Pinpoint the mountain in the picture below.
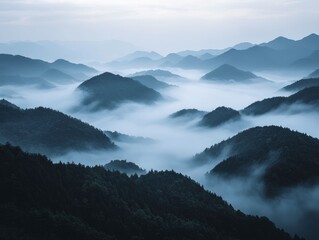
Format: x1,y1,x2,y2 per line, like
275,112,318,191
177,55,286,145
131,75,172,90
169,109,207,120
0,54,98,81
0,143,300,240
242,87,319,115
177,48,229,57
201,64,263,83
41,68,76,84
232,42,255,50
129,69,183,81
199,53,215,60
308,69,319,78
0,74,54,88
104,160,146,175
77,72,162,111
282,78,319,92
115,51,163,62
194,126,319,198
175,55,203,69
260,36,296,50
199,107,241,127
104,130,154,144
0,100,115,155
292,50,319,69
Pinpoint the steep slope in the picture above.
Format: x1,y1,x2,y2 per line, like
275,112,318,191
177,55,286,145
201,64,261,83
194,126,319,197
242,87,319,115
41,68,76,84
199,107,241,127
77,72,162,111
131,75,171,90
169,109,207,120
308,69,319,78
0,143,299,240
0,100,115,155
282,78,319,92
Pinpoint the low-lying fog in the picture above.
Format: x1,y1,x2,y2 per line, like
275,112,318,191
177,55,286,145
1,68,318,240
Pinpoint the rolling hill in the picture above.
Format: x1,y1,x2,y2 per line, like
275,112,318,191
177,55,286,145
77,72,162,111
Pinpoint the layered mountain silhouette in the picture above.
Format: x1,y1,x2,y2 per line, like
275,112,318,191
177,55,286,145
201,64,266,83
104,130,154,144
291,50,319,70
131,75,172,91
282,78,319,92
194,126,319,197
104,160,146,175
0,54,98,85
0,75,54,88
308,69,319,78
242,87,319,115
0,99,115,155
77,72,162,111
175,55,203,69
0,143,300,240
199,107,241,127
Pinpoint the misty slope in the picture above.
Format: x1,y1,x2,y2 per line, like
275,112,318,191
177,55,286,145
0,100,115,155
308,69,319,78
41,68,76,84
77,72,162,111
104,131,154,144
194,126,319,197
104,160,146,175
291,50,319,69
175,55,203,69
282,78,319,92
201,64,263,83
242,86,319,115
0,74,54,88
0,54,97,82
199,107,241,128
129,69,183,81
169,109,207,120
0,143,300,240
131,75,172,90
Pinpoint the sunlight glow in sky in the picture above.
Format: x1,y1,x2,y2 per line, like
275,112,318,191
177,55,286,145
0,0,319,53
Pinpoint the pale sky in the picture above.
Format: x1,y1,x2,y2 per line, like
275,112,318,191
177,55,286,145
0,0,319,53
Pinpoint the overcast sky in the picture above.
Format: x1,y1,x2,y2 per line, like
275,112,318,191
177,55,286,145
0,0,319,53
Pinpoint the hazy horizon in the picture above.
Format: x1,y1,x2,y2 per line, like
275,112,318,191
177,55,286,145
1,0,319,54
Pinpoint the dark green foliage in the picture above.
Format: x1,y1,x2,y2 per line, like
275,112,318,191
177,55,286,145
201,64,259,82
0,144,300,240
199,107,241,128
77,72,162,111
282,78,319,92
194,126,319,197
169,108,207,119
131,75,171,90
0,100,115,156
242,86,319,115
104,160,146,175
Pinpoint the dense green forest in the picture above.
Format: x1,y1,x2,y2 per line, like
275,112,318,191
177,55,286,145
0,144,301,240
194,126,319,197
0,100,115,155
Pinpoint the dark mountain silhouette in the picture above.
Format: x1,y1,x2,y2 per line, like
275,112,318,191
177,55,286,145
194,126,319,197
0,54,98,82
0,100,115,155
282,78,319,92
308,69,319,78
170,109,207,120
292,50,319,69
0,74,54,88
41,68,75,84
131,75,172,90
0,99,19,109
104,160,146,175
77,72,162,111
175,55,203,69
0,143,300,240
242,87,319,115
201,64,264,83
104,131,154,144
199,107,241,127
